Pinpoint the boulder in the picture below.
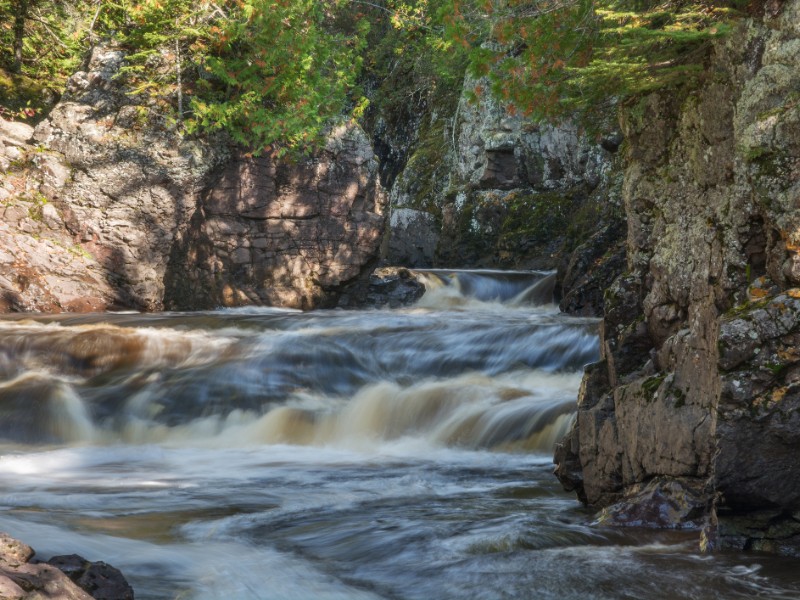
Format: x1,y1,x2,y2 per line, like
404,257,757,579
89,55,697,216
0,533,95,600
0,118,34,147
47,555,134,600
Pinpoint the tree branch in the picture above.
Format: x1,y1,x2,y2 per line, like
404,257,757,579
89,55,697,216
29,10,71,49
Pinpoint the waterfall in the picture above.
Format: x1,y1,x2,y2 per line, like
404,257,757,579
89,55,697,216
0,270,594,451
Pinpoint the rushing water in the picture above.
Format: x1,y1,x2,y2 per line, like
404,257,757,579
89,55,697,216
1,270,799,599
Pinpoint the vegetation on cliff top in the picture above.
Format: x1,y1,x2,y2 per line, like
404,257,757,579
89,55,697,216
450,0,738,120
0,0,750,153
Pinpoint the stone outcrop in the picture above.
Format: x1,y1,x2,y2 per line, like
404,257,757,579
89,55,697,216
337,266,426,308
0,533,132,600
166,124,386,309
0,47,386,312
383,75,625,288
554,0,800,552
0,116,120,312
29,48,225,311
47,555,133,600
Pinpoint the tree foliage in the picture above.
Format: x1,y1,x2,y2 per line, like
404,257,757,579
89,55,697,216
443,0,736,121
0,0,94,116
361,0,469,120
0,0,747,151
189,0,370,156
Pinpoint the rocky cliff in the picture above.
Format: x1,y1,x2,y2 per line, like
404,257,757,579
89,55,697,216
166,124,385,310
0,47,386,312
383,74,626,290
555,0,800,553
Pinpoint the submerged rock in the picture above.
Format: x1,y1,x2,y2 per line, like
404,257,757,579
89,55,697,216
338,266,426,308
595,478,711,529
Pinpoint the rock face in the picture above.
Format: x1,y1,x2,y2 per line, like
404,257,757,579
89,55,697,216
555,0,800,552
0,116,120,312
2,44,615,315
0,47,386,313
166,125,386,309
0,532,132,600
383,75,625,291
30,47,224,311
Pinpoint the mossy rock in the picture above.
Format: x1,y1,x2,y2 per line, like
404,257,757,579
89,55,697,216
0,68,58,122
396,119,450,217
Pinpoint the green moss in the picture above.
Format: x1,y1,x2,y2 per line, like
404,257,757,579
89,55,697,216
626,96,650,132
756,92,800,122
25,194,48,222
641,374,666,398
495,188,583,252
671,386,686,408
764,362,787,378
743,145,771,162
723,295,772,319
397,118,449,216
67,244,92,260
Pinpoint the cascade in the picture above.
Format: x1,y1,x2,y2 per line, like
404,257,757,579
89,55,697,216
0,271,797,600
0,270,590,448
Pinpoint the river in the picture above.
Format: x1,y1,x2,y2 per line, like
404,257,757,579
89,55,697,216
1,270,798,599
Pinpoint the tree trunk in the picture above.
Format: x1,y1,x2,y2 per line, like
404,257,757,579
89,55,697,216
11,0,29,73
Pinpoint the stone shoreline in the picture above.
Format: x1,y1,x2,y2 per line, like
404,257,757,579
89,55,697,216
0,532,133,600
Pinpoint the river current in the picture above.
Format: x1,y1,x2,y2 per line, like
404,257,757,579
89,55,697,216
1,270,798,599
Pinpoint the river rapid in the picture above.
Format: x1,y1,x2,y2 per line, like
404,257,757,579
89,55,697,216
1,270,798,599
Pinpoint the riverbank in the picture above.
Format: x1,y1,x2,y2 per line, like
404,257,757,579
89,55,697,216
0,532,132,600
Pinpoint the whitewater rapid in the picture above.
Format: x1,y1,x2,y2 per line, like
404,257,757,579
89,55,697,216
1,270,798,599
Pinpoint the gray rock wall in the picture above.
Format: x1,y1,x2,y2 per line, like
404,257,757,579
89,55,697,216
555,0,800,552
384,73,624,290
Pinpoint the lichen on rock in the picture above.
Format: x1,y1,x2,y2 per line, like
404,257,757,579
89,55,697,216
554,0,800,553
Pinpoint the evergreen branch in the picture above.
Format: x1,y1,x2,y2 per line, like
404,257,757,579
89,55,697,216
29,10,72,49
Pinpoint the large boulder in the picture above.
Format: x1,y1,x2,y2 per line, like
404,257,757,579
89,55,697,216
47,555,134,600
0,533,102,600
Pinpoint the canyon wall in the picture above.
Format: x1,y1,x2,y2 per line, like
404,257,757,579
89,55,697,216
554,0,800,552
0,47,386,312
383,76,625,291
1,42,619,314
3,4,800,553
